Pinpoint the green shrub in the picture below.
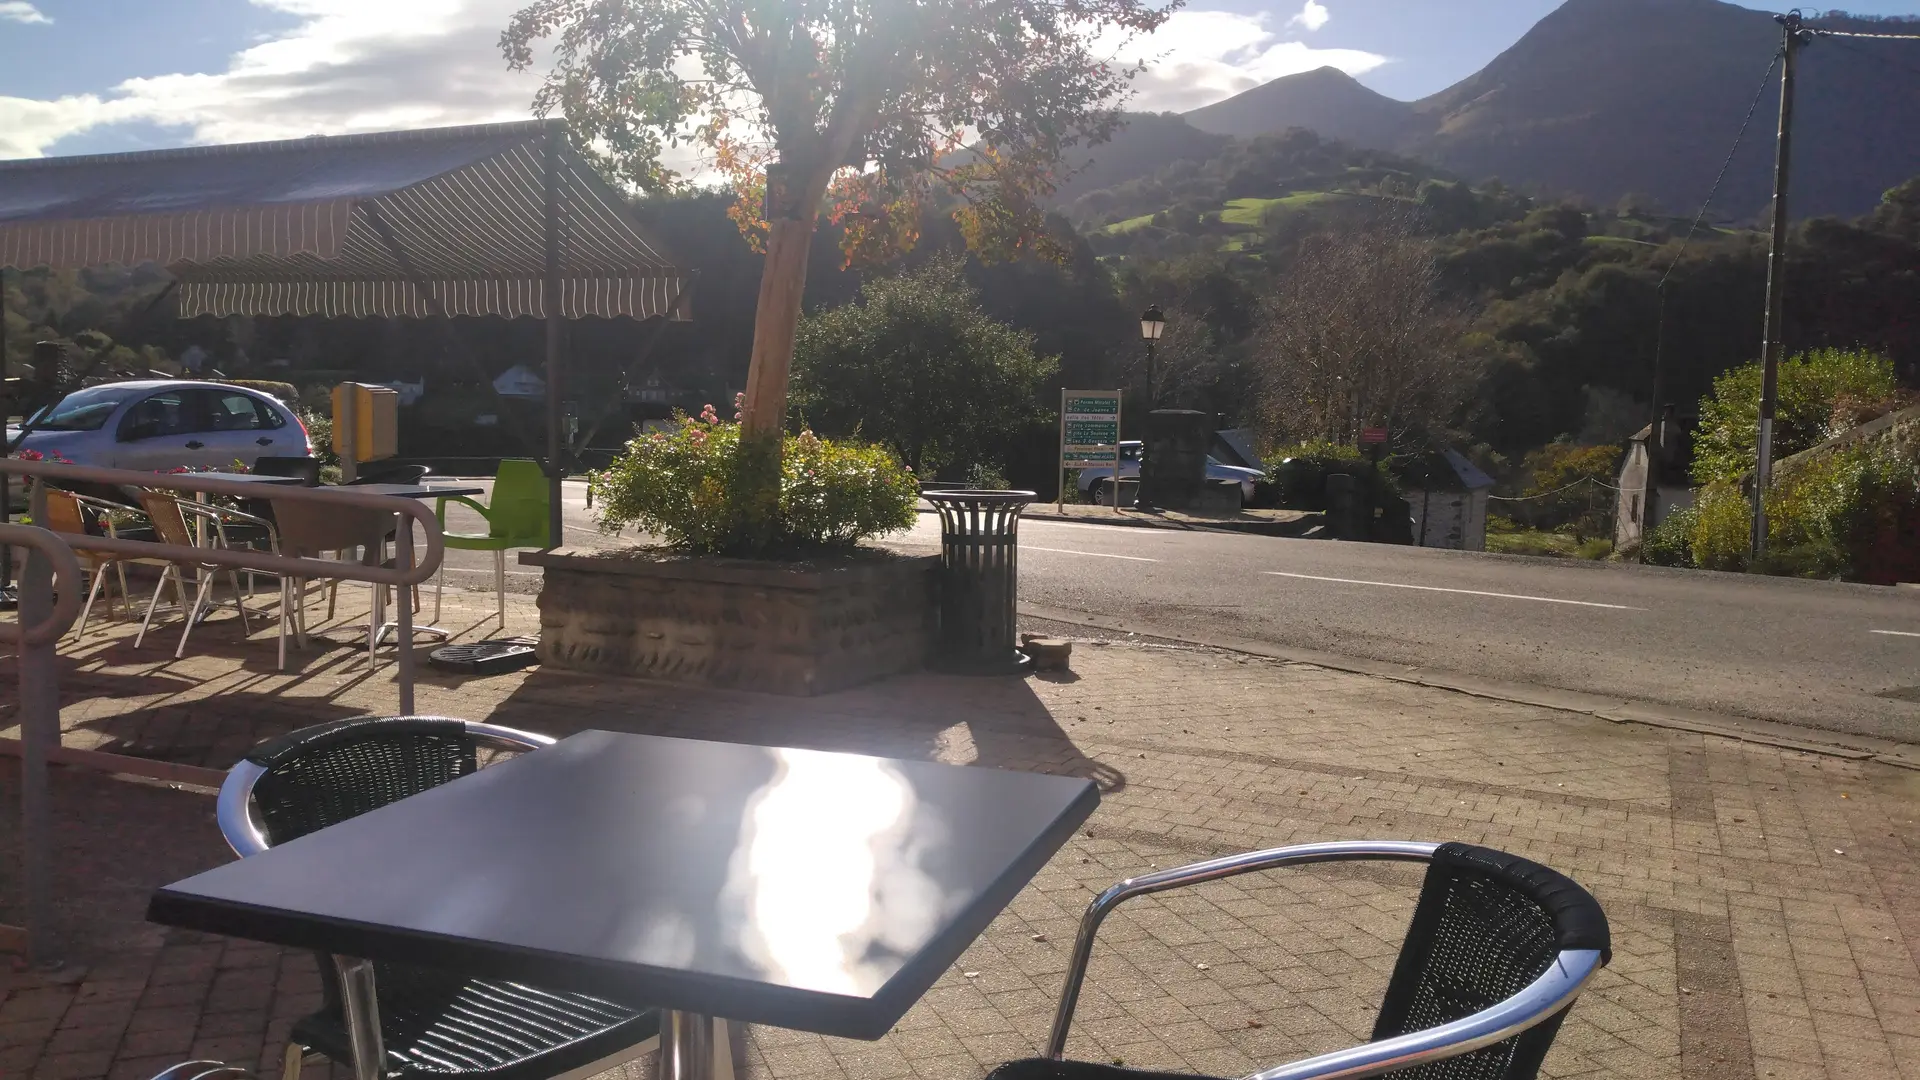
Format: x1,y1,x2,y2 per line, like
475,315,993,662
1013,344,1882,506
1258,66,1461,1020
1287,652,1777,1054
1690,483,1752,571
965,462,1010,490
1265,440,1371,509
1641,505,1696,567
590,408,917,554
218,379,300,404
1693,348,1898,485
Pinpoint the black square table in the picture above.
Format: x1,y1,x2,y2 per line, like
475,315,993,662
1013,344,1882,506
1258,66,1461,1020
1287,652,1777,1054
150,731,1098,1080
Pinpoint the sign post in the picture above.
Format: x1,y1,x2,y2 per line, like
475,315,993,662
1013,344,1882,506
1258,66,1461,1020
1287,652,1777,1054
1061,390,1123,513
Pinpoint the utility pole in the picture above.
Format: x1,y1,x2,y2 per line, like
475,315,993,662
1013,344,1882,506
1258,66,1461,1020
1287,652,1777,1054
1751,10,1811,562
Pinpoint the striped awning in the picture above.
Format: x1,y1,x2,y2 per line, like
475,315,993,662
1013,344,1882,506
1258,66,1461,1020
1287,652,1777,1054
0,121,689,320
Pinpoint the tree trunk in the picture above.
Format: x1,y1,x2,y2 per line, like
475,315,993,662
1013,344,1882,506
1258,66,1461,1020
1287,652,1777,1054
741,216,817,435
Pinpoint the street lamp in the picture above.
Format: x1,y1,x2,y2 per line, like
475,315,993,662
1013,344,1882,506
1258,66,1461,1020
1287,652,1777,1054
1139,304,1165,410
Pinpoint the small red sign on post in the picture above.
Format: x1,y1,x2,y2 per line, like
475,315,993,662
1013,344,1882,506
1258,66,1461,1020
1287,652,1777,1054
1360,427,1389,445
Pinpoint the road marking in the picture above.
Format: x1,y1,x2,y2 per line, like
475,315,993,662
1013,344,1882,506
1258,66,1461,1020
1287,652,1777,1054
1262,571,1643,610
1871,630,1920,638
1024,545,1158,562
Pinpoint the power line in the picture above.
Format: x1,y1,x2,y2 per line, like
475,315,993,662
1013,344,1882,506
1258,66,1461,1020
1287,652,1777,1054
1659,47,1783,289
1821,35,1920,81
1812,28,1920,41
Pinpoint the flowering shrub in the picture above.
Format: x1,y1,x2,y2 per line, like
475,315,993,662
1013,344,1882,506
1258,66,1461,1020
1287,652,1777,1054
10,449,72,463
590,401,917,554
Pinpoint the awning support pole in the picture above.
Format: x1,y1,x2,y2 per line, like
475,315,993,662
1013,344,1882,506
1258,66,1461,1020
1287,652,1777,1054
543,120,566,550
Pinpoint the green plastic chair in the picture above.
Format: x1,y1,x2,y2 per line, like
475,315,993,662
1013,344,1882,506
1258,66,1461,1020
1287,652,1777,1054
434,459,551,626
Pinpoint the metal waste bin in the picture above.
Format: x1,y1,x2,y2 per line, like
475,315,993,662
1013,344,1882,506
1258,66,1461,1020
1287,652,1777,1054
925,489,1036,674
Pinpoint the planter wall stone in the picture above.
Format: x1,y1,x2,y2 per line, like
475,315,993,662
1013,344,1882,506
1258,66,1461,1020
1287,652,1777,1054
521,547,938,696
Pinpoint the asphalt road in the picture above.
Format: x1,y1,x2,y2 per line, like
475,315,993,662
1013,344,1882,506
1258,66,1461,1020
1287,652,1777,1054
433,481,1920,743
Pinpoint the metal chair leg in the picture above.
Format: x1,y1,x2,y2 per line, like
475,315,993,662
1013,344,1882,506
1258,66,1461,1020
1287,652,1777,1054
227,570,252,635
280,1041,304,1080
176,572,215,659
75,563,109,638
494,549,506,627
135,566,176,648
434,562,443,623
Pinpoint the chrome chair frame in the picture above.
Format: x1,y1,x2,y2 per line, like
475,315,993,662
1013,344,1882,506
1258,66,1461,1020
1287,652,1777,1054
215,720,676,1080
147,1062,252,1080
1045,840,1607,1080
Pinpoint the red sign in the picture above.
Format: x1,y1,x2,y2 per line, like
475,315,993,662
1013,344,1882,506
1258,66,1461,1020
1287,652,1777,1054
1360,427,1389,445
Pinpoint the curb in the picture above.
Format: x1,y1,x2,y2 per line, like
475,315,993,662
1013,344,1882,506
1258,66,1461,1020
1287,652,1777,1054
1018,602,1920,772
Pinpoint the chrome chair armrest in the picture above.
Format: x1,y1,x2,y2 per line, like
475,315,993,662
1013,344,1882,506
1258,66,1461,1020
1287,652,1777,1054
1047,842,1440,1058
147,1061,251,1080
180,501,282,552
216,719,557,858
1242,949,1604,1080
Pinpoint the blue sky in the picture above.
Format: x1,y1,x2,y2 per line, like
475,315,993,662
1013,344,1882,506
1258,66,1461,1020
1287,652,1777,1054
3,0,1919,161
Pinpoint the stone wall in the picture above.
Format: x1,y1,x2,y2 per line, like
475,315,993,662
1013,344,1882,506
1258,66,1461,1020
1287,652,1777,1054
523,548,938,696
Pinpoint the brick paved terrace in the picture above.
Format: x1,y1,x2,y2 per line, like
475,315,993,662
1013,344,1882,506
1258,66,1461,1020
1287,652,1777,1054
2,584,1917,1080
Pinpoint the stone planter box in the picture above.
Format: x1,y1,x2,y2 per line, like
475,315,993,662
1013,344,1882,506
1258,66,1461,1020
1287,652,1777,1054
521,547,938,696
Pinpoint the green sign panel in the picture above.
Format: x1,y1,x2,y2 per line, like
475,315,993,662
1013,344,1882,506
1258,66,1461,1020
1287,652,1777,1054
1061,389,1122,469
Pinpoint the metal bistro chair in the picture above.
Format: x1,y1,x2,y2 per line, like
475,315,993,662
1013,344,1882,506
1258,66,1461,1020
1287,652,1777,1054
217,716,662,1080
992,841,1610,1080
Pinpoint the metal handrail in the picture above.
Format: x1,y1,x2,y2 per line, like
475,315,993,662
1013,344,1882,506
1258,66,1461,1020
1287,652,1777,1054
0,460,444,589
1045,840,1605,1080
0,522,80,645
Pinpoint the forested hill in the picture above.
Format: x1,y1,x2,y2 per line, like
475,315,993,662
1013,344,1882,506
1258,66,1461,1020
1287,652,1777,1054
1170,0,1920,220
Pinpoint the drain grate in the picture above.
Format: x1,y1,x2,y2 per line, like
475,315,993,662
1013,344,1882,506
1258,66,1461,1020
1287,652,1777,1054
429,638,538,675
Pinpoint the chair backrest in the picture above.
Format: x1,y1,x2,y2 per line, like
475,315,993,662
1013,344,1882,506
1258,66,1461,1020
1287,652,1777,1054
255,457,322,486
489,459,551,545
269,497,390,559
41,489,90,535
1370,843,1611,1080
348,462,429,486
240,716,483,846
136,490,198,549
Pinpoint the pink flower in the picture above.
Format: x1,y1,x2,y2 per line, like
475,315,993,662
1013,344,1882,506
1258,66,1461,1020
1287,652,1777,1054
12,449,43,461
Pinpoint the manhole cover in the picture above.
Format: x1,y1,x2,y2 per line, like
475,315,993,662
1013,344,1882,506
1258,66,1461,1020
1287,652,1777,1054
1876,686,1920,703
429,638,538,675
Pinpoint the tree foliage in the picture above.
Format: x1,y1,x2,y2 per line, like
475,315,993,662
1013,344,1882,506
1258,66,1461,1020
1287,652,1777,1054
1692,347,1898,485
791,260,1057,477
502,0,1176,262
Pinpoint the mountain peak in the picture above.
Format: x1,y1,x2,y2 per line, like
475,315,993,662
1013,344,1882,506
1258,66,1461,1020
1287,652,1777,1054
1185,67,1415,148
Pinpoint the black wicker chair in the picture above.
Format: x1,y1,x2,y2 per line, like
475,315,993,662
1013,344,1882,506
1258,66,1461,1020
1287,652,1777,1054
216,716,663,1080
991,841,1609,1080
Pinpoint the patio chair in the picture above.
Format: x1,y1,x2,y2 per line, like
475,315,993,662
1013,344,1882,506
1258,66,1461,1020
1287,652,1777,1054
217,716,661,1080
144,1062,252,1080
434,459,550,626
992,841,1609,1080
269,497,403,662
133,490,274,660
41,487,139,638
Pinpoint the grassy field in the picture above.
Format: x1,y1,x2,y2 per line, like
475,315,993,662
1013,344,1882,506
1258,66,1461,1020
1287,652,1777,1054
1485,527,1613,560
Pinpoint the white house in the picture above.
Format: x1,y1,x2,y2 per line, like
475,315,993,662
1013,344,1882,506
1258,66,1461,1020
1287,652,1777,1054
493,364,546,399
1403,450,1494,551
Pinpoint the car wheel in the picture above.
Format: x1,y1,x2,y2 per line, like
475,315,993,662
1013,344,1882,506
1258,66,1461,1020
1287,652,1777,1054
1093,479,1111,506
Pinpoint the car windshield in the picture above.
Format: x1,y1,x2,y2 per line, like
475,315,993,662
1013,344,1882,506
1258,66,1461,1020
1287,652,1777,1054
22,386,140,432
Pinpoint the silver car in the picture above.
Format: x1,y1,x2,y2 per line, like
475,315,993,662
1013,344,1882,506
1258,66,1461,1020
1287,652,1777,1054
8,380,311,472
1077,440,1266,507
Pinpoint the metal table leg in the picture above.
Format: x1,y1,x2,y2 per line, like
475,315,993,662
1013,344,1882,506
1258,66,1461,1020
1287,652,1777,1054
334,956,385,1080
655,1010,719,1080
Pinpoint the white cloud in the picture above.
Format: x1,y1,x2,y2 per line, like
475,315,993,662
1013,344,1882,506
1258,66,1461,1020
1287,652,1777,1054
1287,1,1330,33
1116,9,1387,114
0,0,547,158
0,2,51,25
1,0,1382,169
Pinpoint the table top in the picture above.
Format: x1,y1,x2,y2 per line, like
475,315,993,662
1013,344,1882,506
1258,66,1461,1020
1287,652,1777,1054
190,471,310,485
323,483,485,499
149,731,1098,1039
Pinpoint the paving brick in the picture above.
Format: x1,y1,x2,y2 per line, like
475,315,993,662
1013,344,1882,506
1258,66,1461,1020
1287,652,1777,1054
4,587,1919,1080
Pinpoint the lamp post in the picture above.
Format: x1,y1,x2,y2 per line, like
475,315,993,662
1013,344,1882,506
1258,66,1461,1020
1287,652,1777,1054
1139,304,1166,409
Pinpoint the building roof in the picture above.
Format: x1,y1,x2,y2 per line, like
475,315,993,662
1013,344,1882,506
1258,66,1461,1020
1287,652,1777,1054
0,121,688,321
